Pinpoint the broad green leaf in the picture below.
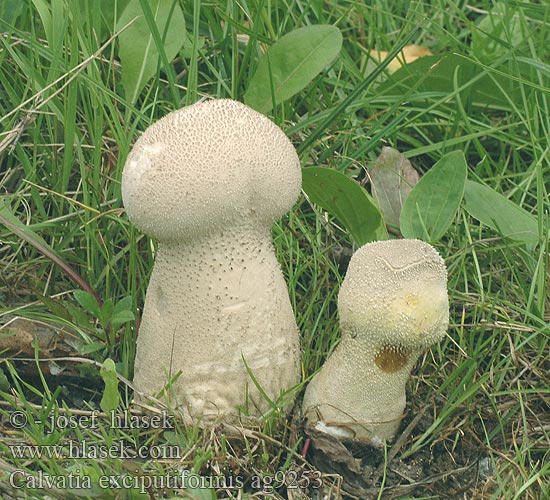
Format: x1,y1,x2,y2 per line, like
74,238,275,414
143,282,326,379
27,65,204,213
64,302,93,329
112,295,133,315
303,167,381,246
66,463,150,499
110,310,135,330
516,57,550,78
110,296,135,329
79,342,108,355
175,472,218,500
370,147,419,228
117,0,186,103
472,3,523,63
36,294,73,322
74,290,101,317
376,54,521,109
64,463,106,498
100,0,131,31
99,298,114,325
100,358,120,413
463,180,539,249
76,0,132,40
400,150,467,242
244,25,342,114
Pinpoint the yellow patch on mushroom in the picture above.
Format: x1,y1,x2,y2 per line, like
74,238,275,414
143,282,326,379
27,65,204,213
405,293,419,307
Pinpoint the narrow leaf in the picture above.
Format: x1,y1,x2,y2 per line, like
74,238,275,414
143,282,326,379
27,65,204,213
0,368,10,391
30,0,52,43
370,147,419,228
117,0,186,103
463,180,539,249
400,151,467,242
303,167,381,246
244,25,342,113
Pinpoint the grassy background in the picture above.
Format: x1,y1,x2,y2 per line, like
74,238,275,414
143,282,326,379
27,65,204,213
1,0,549,498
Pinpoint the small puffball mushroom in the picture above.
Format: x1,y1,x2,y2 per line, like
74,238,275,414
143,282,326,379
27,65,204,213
121,99,302,423
302,239,448,445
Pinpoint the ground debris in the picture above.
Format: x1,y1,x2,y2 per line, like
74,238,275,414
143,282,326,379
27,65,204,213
0,317,95,382
303,406,483,500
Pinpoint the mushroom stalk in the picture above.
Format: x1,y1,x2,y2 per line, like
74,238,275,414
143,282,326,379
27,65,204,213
302,239,448,445
302,338,428,442
133,222,300,420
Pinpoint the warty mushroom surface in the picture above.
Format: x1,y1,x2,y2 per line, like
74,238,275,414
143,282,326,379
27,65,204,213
122,99,302,423
302,239,449,445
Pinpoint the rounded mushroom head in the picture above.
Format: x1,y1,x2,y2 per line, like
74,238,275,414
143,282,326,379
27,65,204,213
121,99,301,241
338,239,448,351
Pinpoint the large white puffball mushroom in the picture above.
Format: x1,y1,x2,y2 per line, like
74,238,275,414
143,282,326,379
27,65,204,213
302,239,448,445
122,99,302,423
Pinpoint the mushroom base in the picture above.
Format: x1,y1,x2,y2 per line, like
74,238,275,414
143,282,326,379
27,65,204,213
302,343,421,445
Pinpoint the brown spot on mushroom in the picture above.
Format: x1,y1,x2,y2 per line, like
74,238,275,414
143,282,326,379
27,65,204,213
374,345,410,373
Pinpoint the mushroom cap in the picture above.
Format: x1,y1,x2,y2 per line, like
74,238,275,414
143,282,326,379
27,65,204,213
121,99,301,240
338,239,448,350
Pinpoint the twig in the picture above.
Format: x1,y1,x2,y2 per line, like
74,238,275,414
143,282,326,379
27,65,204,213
0,214,102,306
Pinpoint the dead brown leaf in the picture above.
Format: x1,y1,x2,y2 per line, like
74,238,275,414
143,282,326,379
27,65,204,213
0,317,78,357
369,147,419,229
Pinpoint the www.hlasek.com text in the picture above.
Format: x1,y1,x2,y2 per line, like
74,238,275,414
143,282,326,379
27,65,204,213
9,440,181,460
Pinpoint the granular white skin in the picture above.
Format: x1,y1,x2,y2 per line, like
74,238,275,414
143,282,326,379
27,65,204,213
122,100,302,422
302,239,449,444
